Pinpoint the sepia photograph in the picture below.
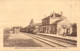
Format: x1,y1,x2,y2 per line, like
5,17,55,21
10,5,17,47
0,0,79,50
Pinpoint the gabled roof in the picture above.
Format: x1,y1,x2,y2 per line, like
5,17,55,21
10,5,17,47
42,13,61,20
34,23,42,26
50,18,72,28
51,19,63,25
12,27,21,29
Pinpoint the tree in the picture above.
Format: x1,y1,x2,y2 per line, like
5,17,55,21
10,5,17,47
29,19,35,33
29,19,34,26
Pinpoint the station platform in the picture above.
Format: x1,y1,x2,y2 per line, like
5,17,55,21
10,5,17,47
37,33,77,41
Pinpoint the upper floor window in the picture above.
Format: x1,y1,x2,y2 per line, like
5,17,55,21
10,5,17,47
42,18,50,25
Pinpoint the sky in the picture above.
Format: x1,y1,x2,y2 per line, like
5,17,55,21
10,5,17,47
0,0,79,28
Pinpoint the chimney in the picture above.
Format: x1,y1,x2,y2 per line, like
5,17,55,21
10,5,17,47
53,11,55,17
60,11,63,17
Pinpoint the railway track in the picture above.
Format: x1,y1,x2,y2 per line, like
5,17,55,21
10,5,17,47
24,33,77,47
36,34,77,46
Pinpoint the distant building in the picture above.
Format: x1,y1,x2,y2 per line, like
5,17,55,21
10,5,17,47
4,28,11,34
12,27,21,34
